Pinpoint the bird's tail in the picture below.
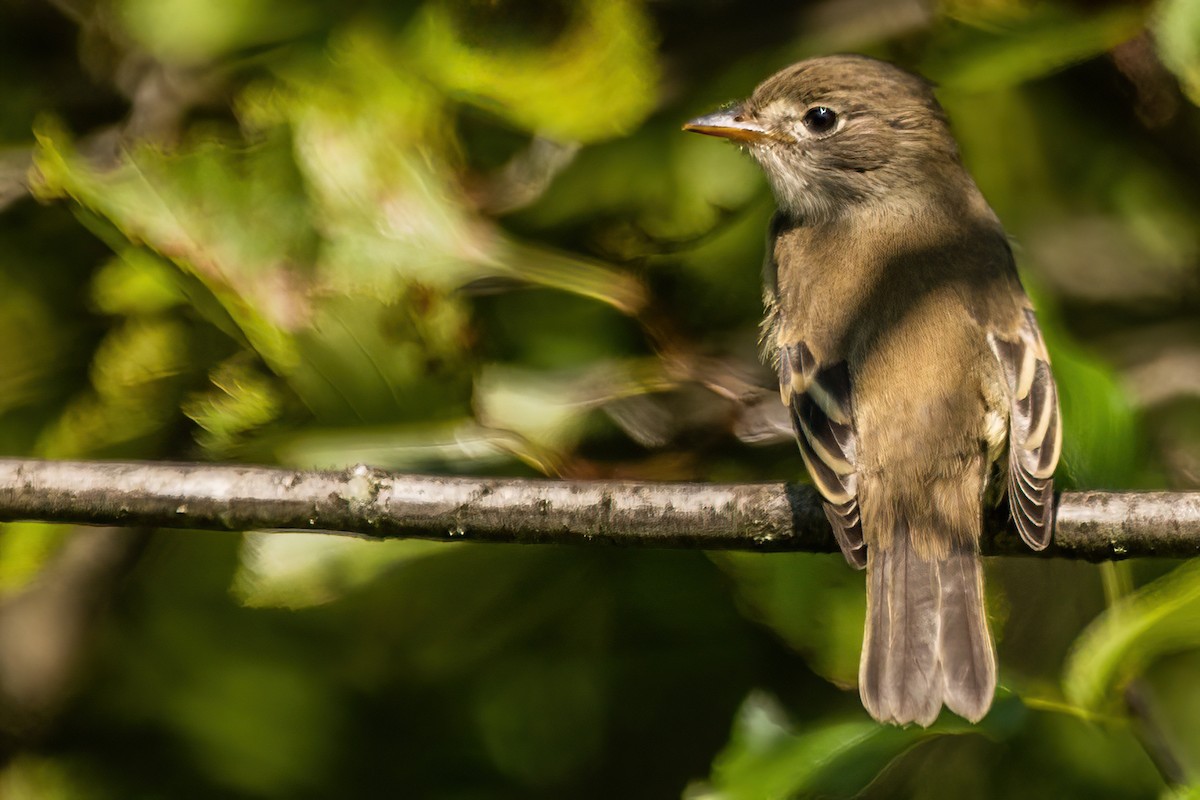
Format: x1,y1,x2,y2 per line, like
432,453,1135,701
859,525,996,726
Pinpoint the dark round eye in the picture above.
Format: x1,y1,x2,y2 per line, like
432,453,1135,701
802,106,838,134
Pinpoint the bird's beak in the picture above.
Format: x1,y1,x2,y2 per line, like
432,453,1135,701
682,108,769,143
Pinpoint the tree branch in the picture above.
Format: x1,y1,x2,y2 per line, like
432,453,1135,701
0,458,1197,560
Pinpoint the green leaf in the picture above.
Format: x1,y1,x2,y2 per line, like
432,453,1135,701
1163,783,1200,800
1154,0,1200,105
0,523,74,596
0,275,75,418
118,0,320,64
285,293,473,424
1064,559,1200,711
0,314,207,595
1138,651,1200,783
473,358,673,458
91,249,187,316
0,755,83,800
517,128,763,247
689,692,978,800
183,356,286,457
924,5,1147,91
33,124,479,426
32,122,314,372
408,0,659,143
234,534,445,609
36,316,197,458
242,28,648,313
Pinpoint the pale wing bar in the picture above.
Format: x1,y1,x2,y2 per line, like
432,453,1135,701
987,309,1062,550
779,341,864,568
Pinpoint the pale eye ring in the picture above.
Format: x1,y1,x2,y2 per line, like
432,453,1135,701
802,106,838,134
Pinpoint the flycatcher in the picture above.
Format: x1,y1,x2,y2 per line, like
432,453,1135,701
684,55,1061,726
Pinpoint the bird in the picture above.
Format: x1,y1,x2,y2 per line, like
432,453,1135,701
683,54,1061,726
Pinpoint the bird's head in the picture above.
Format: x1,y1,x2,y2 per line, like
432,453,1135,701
684,55,963,222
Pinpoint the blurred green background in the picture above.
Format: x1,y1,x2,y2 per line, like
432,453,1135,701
1,0,1199,796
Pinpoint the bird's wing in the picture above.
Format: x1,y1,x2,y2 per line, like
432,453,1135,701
987,308,1062,549
778,340,864,568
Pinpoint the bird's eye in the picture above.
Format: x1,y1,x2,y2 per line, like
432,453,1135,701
802,106,838,134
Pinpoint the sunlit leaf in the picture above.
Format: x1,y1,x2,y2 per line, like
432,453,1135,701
0,755,80,800
33,122,479,426
689,691,978,800
409,0,659,143
473,358,673,456
1154,0,1200,106
183,356,286,456
242,32,481,296
119,0,320,64
2,315,204,592
37,316,196,458
234,534,445,609
243,29,647,313
515,126,765,267
1064,560,1200,711
91,248,187,316
0,276,74,418
0,523,74,596
924,5,1146,90
1163,783,1200,800
32,123,313,372
488,240,647,315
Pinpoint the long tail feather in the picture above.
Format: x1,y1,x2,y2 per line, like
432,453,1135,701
860,531,995,726
939,545,996,721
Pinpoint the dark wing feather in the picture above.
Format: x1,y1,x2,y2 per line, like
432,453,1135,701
779,341,864,568
988,309,1062,550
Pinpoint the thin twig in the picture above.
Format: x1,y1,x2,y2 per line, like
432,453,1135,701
0,459,1197,560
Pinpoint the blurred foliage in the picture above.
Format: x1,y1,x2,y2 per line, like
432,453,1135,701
687,691,981,799
1,0,1200,796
